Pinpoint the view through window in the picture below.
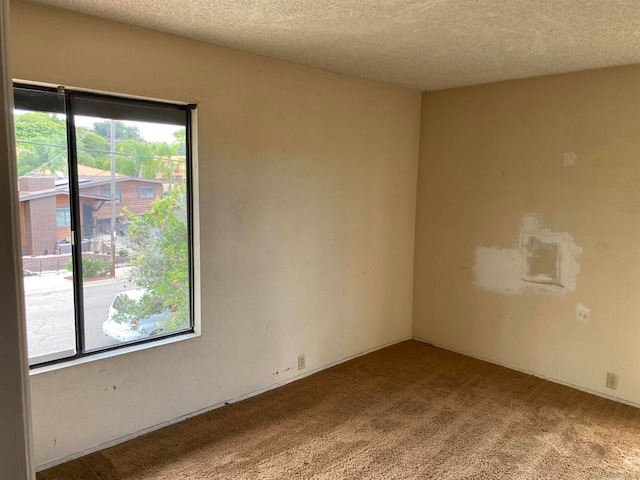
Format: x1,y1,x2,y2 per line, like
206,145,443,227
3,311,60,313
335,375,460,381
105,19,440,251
14,85,195,366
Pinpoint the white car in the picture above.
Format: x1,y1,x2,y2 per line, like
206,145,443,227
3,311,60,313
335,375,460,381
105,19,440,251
102,289,171,342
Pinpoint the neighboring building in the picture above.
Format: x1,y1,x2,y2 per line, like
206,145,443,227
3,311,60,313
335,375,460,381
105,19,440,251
18,167,163,256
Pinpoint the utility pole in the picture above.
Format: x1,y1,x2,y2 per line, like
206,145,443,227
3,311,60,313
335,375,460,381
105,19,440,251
109,120,116,277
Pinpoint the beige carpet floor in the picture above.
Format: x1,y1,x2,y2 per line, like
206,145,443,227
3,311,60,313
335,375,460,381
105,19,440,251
38,340,640,479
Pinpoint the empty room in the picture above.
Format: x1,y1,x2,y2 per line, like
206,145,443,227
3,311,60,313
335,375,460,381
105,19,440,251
2,0,640,478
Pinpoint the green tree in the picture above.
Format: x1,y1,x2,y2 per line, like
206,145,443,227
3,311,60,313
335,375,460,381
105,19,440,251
14,112,68,176
92,120,142,141
14,112,66,142
123,188,189,330
115,138,177,179
14,114,183,181
173,128,186,155
16,141,67,176
76,127,110,168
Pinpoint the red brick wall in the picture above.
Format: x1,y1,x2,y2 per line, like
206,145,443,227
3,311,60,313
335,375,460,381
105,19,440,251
57,226,71,242
22,180,161,254
55,195,71,242
24,196,57,256
82,180,160,221
18,176,55,192
120,180,161,216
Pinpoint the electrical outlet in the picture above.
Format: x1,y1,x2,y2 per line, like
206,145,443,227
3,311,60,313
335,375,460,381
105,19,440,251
298,354,305,371
606,372,619,390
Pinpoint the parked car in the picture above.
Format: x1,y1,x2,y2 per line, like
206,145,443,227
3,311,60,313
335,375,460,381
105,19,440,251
102,289,171,342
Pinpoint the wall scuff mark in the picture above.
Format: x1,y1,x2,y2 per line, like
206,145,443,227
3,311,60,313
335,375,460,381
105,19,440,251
576,303,590,323
474,214,581,296
563,152,577,166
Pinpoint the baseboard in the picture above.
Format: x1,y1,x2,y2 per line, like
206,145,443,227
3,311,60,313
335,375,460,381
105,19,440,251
37,335,412,471
412,336,640,409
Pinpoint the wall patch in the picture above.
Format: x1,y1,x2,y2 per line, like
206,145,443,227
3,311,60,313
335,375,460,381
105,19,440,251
474,214,581,296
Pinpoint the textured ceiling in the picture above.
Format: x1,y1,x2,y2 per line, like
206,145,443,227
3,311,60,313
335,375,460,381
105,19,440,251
27,0,640,91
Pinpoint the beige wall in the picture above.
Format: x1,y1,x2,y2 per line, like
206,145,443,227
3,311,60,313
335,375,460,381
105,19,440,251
414,65,640,406
10,0,420,467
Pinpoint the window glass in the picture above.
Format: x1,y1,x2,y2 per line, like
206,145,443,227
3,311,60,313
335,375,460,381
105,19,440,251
56,207,71,227
14,85,194,366
78,114,190,351
139,186,155,199
14,87,77,365
101,185,121,202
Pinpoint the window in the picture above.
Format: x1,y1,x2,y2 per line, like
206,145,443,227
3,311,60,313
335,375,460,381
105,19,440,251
56,207,71,228
14,84,196,367
101,185,121,203
139,186,155,199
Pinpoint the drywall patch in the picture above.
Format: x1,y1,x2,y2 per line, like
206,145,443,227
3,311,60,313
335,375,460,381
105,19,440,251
474,247,524,295
474,214,581,296
522,234,562,286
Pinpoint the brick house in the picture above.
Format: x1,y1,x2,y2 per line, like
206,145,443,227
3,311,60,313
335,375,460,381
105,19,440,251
19,167,164,256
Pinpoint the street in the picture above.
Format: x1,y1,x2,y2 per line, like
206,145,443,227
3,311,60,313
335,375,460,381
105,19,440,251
25,278,138,363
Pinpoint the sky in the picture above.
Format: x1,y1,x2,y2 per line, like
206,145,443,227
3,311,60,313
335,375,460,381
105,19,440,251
76,116,182,144
14,110,182,144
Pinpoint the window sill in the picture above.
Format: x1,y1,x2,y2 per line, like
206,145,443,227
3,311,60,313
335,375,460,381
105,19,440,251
29,331,200,375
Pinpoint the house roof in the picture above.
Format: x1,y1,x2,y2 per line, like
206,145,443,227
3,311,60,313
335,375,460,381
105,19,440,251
77,176,164,188
76,165,122,177
18,188,62,202
29,0,640,91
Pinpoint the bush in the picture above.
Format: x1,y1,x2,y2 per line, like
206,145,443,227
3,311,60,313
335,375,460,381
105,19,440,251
65,257,110,278
82,258,110,279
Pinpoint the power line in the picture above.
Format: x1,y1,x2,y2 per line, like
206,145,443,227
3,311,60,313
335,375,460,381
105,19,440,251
20,132,91,178
15,139,186,163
